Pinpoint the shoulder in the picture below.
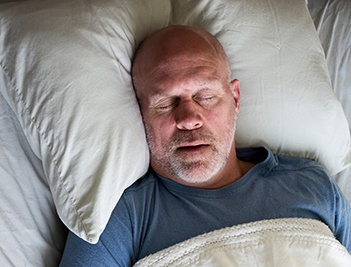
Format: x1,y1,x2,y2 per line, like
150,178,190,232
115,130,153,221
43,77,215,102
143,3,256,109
247,146,332,182
123,169,160,196
113,169,164,214
274,154,327,173
269,153,336,188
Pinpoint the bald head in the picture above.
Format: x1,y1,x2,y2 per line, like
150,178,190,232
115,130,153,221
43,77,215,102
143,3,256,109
132,25,231,98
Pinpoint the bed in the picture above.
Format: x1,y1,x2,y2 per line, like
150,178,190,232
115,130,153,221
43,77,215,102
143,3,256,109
0,0,350,266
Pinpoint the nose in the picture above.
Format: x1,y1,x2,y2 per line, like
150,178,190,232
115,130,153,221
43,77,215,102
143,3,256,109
175,100,203,130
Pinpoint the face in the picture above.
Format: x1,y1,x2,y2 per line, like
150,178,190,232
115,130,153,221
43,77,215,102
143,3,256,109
134,27,240,187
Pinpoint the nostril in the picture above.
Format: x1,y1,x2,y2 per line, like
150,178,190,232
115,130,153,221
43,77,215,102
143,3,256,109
176,116,203,130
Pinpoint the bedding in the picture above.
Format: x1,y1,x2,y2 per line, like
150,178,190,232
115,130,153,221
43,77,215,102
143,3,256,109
308,0,351,203
0,0,350,266
134,218,351,267
0,91,67,266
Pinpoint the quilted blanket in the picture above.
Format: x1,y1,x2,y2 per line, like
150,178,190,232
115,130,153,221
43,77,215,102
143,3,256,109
134,218,351,267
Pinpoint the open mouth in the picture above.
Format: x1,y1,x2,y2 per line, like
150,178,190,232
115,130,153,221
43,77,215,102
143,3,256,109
177,143,210,153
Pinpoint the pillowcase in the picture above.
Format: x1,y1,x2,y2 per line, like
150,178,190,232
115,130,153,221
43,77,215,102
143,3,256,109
0,0,350,244
0,0,170,243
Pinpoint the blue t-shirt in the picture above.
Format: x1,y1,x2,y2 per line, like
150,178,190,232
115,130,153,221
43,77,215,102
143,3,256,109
60,147,351,266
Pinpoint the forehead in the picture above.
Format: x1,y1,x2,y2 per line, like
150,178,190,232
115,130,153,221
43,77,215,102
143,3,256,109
142,57,226,99
151,55,222,82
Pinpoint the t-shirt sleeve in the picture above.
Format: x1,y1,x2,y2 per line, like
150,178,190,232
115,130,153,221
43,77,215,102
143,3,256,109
59,198,135,267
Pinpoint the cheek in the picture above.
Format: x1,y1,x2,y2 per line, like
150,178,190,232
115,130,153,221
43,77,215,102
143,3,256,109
144,115,175,144
208,105,237,132
209,105,230,121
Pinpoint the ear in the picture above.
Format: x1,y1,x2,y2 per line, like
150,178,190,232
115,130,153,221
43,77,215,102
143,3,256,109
230,79,240,111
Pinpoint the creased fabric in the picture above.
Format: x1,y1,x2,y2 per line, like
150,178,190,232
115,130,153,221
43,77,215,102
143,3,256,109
135,218,351,267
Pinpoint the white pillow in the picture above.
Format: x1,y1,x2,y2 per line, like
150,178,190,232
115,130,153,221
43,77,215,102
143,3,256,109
0,0,169,243
0,0,350,244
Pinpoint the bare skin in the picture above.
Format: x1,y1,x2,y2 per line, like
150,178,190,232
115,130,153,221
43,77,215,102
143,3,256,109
132,25,254,189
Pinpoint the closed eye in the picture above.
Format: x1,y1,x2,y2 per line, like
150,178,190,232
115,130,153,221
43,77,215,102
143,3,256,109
194,87,221,104
194,94,217,105
202,96,215,101
158,104,173,110
153,97,179,111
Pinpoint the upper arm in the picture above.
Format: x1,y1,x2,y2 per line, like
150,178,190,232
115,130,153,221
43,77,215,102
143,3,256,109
60,198,135,267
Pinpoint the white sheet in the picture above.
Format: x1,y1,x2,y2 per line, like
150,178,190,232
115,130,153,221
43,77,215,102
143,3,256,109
308,0,351,203
0,92,67,266
135,218,351,267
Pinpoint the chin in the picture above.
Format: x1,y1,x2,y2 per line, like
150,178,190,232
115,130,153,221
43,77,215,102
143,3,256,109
174,163,224,186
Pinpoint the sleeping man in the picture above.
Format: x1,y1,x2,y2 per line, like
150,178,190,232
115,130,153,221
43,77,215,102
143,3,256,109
60,25,351,266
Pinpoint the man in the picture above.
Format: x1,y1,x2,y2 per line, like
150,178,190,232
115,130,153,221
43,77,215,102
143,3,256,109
60,25,351,266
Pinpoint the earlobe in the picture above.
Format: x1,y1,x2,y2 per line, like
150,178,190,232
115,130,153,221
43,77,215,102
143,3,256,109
230,79,240,109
